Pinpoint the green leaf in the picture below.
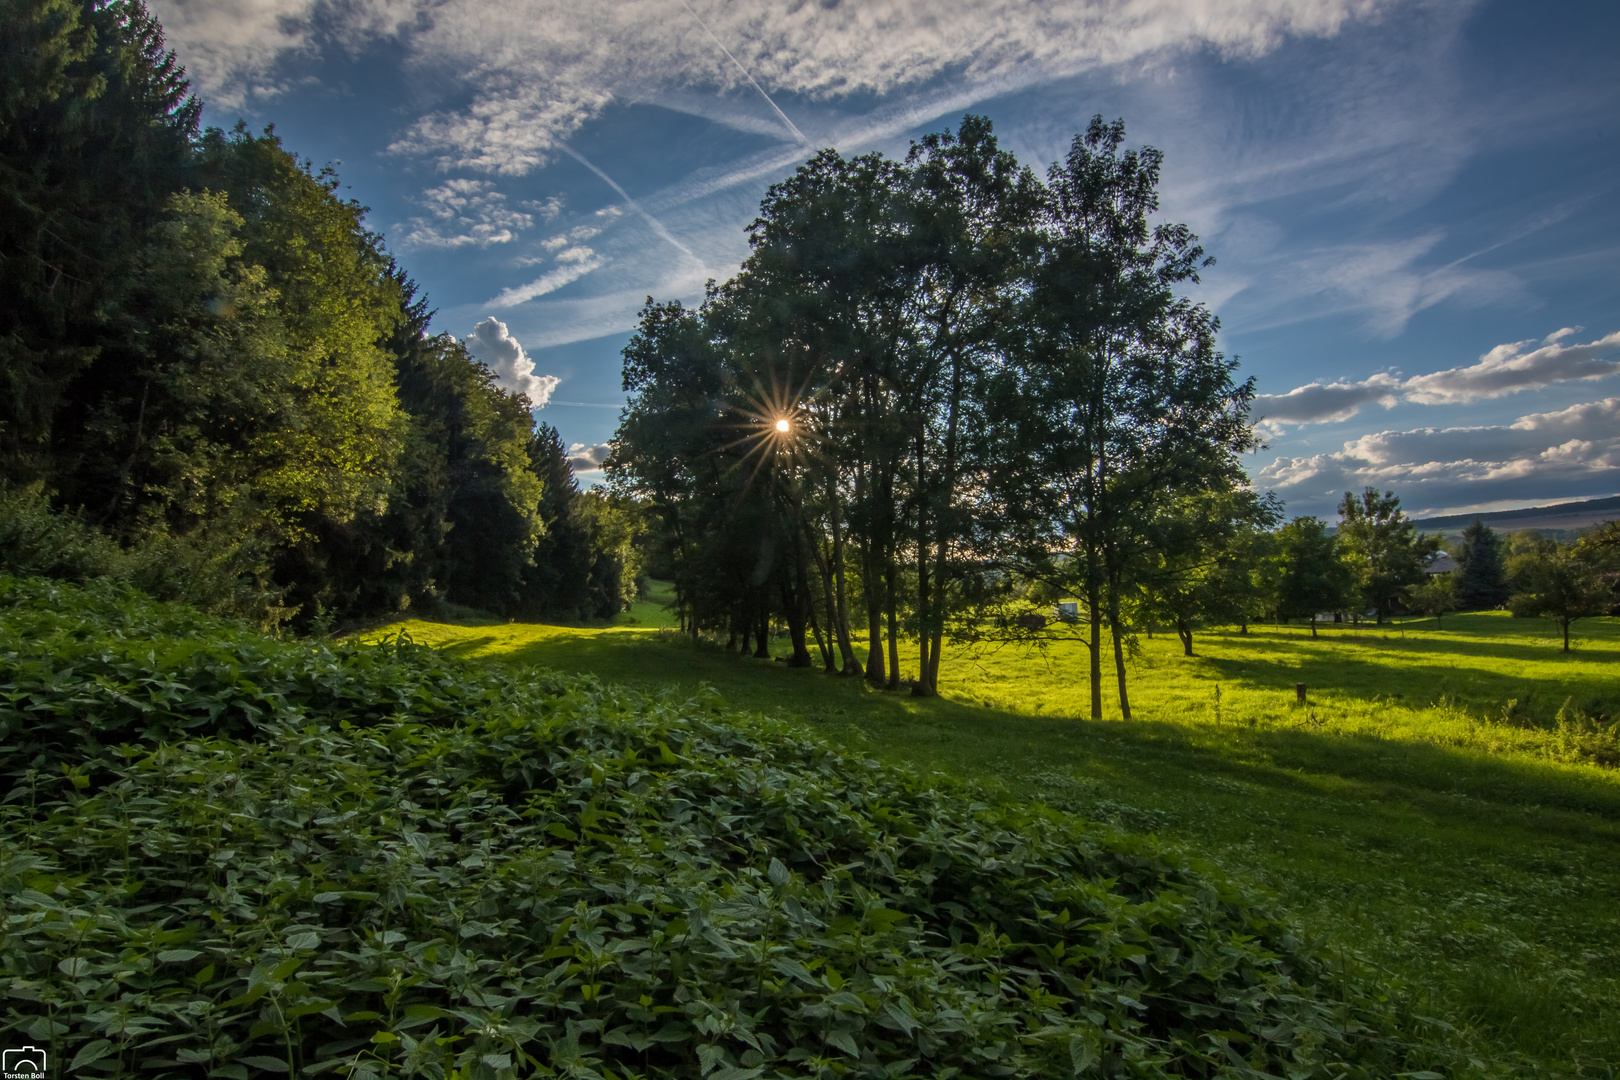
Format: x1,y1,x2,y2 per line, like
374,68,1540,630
71,1039,115,1070
767,858,789,885
237,1056,291,1072
157,949,203,962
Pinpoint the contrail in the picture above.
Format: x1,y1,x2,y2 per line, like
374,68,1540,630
556,143,698,262
677,0,809,146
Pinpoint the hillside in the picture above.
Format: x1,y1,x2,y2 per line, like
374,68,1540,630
1412,494,1620,537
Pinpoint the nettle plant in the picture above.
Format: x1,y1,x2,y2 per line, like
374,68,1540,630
1,578,1415,1078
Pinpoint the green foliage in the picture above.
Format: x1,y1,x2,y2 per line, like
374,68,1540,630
0,575,507,766
1452,520,1508,611
1273,517,1354,635
1335,488,1438,624
1507,535,1614,652
0,577,1414,1079
381,605,1620,1076
1403,574,1457,628
0,488,286,627
0,0,198,479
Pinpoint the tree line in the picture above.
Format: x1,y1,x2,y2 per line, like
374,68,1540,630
609,115,1619,705
1,0,642,627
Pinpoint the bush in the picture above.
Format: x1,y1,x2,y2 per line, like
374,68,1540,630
0,579,1416,1079
0,490,287,628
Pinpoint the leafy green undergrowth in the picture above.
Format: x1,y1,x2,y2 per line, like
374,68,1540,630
1,578,1426,1078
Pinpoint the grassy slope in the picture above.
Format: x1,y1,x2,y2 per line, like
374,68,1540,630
366,599,1620,1076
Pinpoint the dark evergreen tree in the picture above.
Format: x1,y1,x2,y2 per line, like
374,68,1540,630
517,424,593,619
1453,518,1509,610
2,0,199,483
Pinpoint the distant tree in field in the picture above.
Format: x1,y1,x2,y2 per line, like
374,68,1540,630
1274,516,1354,638
1139,488,1281,656
1336,488,1438,623
1452,518,1509,610
1404,574,1457,628
1507,535,1614,652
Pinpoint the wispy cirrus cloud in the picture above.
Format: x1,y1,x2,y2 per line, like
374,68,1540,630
486,252,605,309
1254,327,1620,426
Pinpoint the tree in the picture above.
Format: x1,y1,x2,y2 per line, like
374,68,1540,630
995,116,1254,718
1404,574,1457,628
1507,535,1614,652
1138,488,1281,656
1335,487,1438,623
1,0,198,484
1452,518,1509,610
1274,516,1354,638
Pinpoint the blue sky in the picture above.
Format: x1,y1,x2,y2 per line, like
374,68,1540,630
151,0,1620,518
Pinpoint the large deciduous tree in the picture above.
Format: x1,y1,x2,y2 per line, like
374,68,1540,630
1275,516,1355,638
994,116,1255,718
1507,534,1614,652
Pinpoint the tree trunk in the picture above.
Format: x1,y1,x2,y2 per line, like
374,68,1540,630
1109,606,1132,720
783,565,813,668
1086,574,1103,720
885,558,901,692
1562,618,1570,653
827,478,861,675
1310,614,1318,639
754,595,771,659
1177,618,1193,657
913,429,935,698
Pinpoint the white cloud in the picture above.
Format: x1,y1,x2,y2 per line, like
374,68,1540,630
399,179,533,248
1256,397,1620,516
464,317,560,407
542,225,602,251
566,441,613,472
1253,372,1401,425
487,253,605,309
149,0,420,105
1402,328,1620,404
155,0,1395,174
1257,327,1620,426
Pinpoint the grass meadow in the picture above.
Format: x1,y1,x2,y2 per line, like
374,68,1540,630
366,588,1620,1077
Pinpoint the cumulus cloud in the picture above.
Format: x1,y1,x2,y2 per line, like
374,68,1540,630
153,0,1392,173
1256,328,1620,426
463,317,560,407
1253,372,1401,425
399,179,533,248
566,442,613,472
1403,327,1620,404
1256,397,1620,516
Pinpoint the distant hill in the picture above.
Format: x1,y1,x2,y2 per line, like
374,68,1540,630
1411,494,1620,537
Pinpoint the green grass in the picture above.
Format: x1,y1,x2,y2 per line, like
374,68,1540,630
365,599,1620,1077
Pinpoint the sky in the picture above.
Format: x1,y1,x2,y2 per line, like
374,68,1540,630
148,0,1620,518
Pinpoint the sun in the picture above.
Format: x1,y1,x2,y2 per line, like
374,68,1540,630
775,418,791,432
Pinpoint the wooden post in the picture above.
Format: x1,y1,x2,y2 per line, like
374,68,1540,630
1295,682,1307,704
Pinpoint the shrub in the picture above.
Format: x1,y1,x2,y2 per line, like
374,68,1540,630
0,579,1415,1078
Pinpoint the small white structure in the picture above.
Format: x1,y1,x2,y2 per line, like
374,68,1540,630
1055,601,1080,622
